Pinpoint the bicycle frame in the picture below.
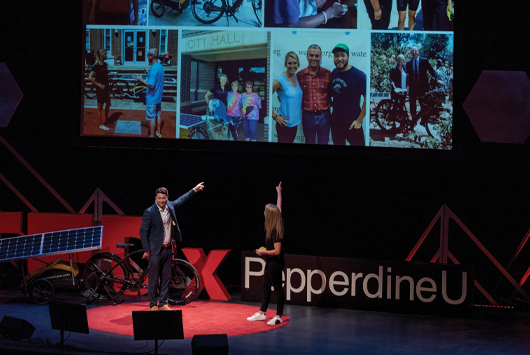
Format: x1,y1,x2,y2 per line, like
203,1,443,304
84,245,201,306
191,0,261,25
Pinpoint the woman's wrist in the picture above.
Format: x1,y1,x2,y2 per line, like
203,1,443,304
324,8,332,21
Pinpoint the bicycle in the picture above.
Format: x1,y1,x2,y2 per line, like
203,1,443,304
151,0,188,17
374,88,449,140
83,242,200,306
84,71,130,101
188,103,253,140
191,0,262,26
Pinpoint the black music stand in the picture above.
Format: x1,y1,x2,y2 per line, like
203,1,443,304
48,302,89,346
132,310,184,355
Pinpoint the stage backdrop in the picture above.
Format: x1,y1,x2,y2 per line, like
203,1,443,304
241,252,473,316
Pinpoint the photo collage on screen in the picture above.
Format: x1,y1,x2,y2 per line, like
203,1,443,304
82,0,454,150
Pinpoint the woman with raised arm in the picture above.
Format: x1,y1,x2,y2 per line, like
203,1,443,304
247,182,285,325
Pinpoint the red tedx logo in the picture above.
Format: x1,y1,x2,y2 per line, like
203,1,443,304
182,248,231,301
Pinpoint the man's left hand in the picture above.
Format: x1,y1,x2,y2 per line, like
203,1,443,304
193,182,205,193
349,120,362,130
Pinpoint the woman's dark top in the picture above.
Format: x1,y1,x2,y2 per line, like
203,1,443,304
92,62,110,103
209,84,230,107
265,229,284,263
389,65,406,89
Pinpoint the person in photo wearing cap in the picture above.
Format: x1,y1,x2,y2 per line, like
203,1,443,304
330,43,367,146
296,44,333,144
363,0,392,30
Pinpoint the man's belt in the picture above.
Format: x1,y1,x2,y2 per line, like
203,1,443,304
303,109,328,115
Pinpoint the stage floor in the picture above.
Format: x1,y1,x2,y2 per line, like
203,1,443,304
1,288,530,355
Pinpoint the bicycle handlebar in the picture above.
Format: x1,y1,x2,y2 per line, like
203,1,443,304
116,243,135,248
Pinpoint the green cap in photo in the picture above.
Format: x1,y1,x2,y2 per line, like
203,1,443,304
332,43,349,54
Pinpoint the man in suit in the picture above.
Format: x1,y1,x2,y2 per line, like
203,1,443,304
406,46,436,127
140,183,204,310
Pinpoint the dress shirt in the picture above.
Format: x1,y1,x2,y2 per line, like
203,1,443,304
157,204,173,244
296,66,332,111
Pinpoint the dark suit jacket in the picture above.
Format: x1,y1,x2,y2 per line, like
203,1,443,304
406,57,436,95
139,189,195,256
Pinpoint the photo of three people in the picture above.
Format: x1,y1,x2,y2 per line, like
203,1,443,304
270,31,370,146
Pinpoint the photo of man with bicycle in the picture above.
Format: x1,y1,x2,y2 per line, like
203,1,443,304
83,28,178,138
149,0,262,27
369,32,453,149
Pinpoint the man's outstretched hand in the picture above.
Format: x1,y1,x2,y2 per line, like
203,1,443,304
194,182,205,193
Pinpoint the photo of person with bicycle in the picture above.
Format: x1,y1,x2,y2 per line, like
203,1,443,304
139,183,205,311
179,30,268,141
389,53,407,123
406,46,437,130
83,28,178,138
370,32,453,149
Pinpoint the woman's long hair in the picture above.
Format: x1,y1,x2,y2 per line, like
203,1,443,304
94,49,107,66
264,204,284,240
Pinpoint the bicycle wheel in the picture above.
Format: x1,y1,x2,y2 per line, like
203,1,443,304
151,0,165,17
191,0,225,24
252,0,262,26
168,259,200,305
111,80,129,100
84,253,130,298
29,279,55,304
189,127,209,139
375,100,399,132
425,117,442,141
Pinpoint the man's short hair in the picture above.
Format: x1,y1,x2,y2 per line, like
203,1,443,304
156,187,168,196
307,44,322,55
148,48,159,57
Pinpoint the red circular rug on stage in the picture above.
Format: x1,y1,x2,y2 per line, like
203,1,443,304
87,301,289,338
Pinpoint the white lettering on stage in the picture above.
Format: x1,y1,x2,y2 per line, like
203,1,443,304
244,257,468,306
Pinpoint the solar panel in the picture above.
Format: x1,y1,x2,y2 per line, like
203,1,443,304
179,114,204,129
370,92,391,99
0,226,103,262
